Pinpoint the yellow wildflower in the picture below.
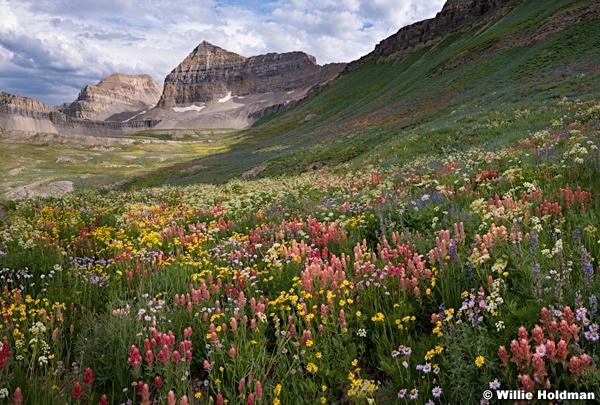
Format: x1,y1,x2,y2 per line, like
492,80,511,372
371,312,385,322
306,362,318,373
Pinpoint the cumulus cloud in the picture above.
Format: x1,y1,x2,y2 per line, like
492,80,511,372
0,0,445,106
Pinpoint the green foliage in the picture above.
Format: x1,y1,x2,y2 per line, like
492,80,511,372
1,2,600,404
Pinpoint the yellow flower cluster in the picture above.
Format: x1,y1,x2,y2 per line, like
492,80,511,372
395,315,416,330
371,312,385,322
306,362,319,373
424,345,444,361
347,364,379,400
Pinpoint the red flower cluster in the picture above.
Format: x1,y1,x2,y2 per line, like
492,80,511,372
83,367,95,385
0,339,11,372
499,306,596,392
557,184,592,209
129,328,193,368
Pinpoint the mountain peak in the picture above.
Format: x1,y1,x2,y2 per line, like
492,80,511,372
155,42,345,117
192,40,238,55
197,40,216,47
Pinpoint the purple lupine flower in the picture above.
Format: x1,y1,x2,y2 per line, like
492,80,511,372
449,239,458,261
582,246,594,291
590,295,598,319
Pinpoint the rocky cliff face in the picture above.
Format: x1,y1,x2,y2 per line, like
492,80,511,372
157,41,344,108
0,92,56,113
0,91,62,133
63,73,162,121
347,0,514,70
0,91,159,136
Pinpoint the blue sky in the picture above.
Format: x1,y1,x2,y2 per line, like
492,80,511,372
0,0,445,106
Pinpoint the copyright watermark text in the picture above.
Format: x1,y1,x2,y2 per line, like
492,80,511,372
482,389,596,401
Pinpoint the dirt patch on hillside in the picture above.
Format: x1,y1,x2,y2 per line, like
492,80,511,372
241,164,267,180
8,167,24,176
4,180,74,200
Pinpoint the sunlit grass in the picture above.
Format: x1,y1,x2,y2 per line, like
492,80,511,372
0,129,239,196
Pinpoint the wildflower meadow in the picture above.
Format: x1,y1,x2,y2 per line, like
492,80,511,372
1,99,600,404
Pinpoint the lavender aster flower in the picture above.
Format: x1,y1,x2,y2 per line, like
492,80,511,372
535,344,546,357
409,389,419,400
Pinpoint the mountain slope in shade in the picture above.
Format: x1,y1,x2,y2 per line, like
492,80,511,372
347,0,513,70
62,73,162,122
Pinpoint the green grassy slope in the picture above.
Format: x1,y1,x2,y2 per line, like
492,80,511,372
122,0,600,188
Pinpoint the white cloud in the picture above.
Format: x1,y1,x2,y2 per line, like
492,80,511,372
0,0,445,106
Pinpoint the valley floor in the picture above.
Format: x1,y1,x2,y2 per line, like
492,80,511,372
0,128,238,199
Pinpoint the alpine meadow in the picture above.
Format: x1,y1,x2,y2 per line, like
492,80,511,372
1,0,600,404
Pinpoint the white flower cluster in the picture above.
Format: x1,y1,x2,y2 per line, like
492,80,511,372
0,388,9,399
485,278,505,316
563,142,590,165
29,321,47,335
532,130,549,142
531,216,543,232
491,259,508,275
256,312,267,323
17,238,36,250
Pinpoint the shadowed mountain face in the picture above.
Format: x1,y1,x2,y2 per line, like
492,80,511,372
62,73,163,122
347,0,514,70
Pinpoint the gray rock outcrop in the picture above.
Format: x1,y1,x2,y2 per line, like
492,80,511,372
0,91,159,136
62,73,162,121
